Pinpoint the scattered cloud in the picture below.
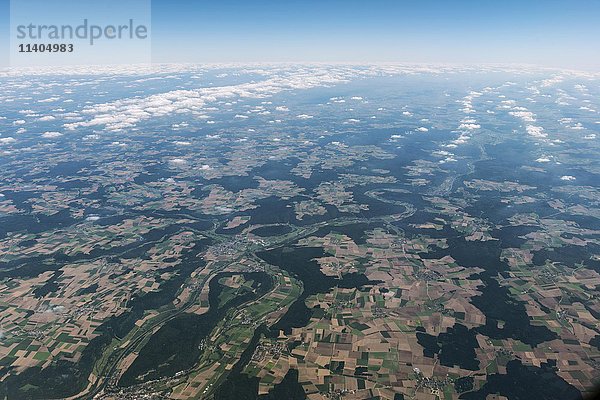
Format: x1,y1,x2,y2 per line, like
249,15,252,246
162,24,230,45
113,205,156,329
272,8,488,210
459,123,480,130
37,97,60,103
41,131,63,138
169,158,187,165
509,111,536,122
0,137,16,144
526,125,547,138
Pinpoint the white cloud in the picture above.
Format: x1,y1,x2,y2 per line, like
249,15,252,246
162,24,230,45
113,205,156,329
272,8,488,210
570,123,584,130
526,125,547,138
41,131,63,138
509,111,536,122
560,175,576,181
459,123,480,130
439,157,457,164
0,137,16,144
540,75,564,87
38,97,60,103
579,106,596,112
450,133,471,146
62,68,360,132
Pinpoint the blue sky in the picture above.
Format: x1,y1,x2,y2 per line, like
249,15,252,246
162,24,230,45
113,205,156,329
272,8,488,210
1,0,599,70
